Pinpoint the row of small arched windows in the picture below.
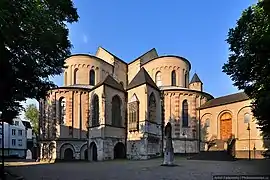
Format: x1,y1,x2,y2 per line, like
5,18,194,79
72,69,95,85
155,70,188,87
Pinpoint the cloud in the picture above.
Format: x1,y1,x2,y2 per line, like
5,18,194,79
83,34,88,43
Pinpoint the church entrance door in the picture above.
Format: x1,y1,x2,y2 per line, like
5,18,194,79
220,112,232,140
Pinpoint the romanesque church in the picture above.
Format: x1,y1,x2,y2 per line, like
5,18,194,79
39,47,267,161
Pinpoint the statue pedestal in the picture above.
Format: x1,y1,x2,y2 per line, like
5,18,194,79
162,149,174,165
161,123,177,167
161,138,177,166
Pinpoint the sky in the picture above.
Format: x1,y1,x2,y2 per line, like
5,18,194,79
21,0,258,119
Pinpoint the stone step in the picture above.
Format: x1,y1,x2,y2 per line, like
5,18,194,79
188,151,235,161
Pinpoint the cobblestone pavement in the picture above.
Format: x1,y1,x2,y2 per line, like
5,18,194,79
5,158,270,180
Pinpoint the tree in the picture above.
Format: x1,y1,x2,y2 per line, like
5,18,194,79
24,104,39,135
222,0,270,138
0,0,79,123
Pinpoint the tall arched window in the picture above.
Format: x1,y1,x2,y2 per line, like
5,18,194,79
91,94,99,126
89,69,95,86
155,71,162,87
148,92,156,122
171,70,176,86
182,100,188,127
59,97,66,125
112,95,121,127
74,68,78,84
184,72,188,88
128,94,139,131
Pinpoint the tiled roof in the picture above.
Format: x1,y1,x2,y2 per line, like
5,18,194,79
198,92,249,110
190,73,202,84
127,68,159,90
94,75,125,92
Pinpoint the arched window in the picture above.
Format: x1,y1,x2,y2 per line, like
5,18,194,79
171,70,176,86
89,69,95,86
112,95,121,127
59,97,66,125
74,68,78,84
155,71,162,87
91,94,99,126
64,72,67,85
205,118,210,127
148,93,156,122
184,72,188,88
244,113,251,123
128,94,139,131
182,100,188,127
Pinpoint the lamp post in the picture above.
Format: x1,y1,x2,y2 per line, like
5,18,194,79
0,111,5,179
182,131,187,155
247,123,251,160
160,91,164,156
86,121,90,161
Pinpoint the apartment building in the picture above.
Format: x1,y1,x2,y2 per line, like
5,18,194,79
0,118,27,158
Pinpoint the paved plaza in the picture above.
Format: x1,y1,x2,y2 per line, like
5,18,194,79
5,158,270,180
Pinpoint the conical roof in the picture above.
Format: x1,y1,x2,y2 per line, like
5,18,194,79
190,73,202,84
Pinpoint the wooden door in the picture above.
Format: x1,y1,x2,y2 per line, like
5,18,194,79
220,113,232,140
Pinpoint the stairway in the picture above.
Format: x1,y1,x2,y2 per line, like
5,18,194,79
188,151,235,161
189,139,236,161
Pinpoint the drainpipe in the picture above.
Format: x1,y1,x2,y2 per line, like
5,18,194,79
198,97,201,152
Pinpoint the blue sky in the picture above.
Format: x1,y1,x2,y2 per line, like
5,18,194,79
21,0,257,118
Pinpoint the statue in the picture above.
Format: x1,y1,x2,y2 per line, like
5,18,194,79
162,122,176,166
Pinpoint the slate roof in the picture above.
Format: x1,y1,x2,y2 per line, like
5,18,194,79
94,75,125,92
22,121,32,129
198,92,249,110
127,68,159,90
190,73,202,84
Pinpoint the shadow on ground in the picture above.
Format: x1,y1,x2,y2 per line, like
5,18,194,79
4,158,270,180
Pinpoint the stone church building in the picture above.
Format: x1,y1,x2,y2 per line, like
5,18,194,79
39,47,268,161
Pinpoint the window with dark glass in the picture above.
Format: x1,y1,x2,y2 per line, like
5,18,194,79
128,100,139,131
89,69,95,85
111,95,121,127
74,68,78,84
59,97,66,125
148,93,156,122
182,100,188,127
91,94,99,126
184,72,188,88
171,70,176,86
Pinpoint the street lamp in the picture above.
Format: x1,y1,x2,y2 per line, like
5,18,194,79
182,131,187,155
247,123,251,160
0,111,5,179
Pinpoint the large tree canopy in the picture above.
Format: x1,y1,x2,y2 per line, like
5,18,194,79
24,103,39,135
222,0,270,138
0,0,79,123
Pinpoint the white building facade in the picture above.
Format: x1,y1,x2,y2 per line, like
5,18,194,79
0,118,27,158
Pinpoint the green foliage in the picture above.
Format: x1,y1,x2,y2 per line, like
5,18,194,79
24,104,39,135
222,0,270,138
0,0,79,123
